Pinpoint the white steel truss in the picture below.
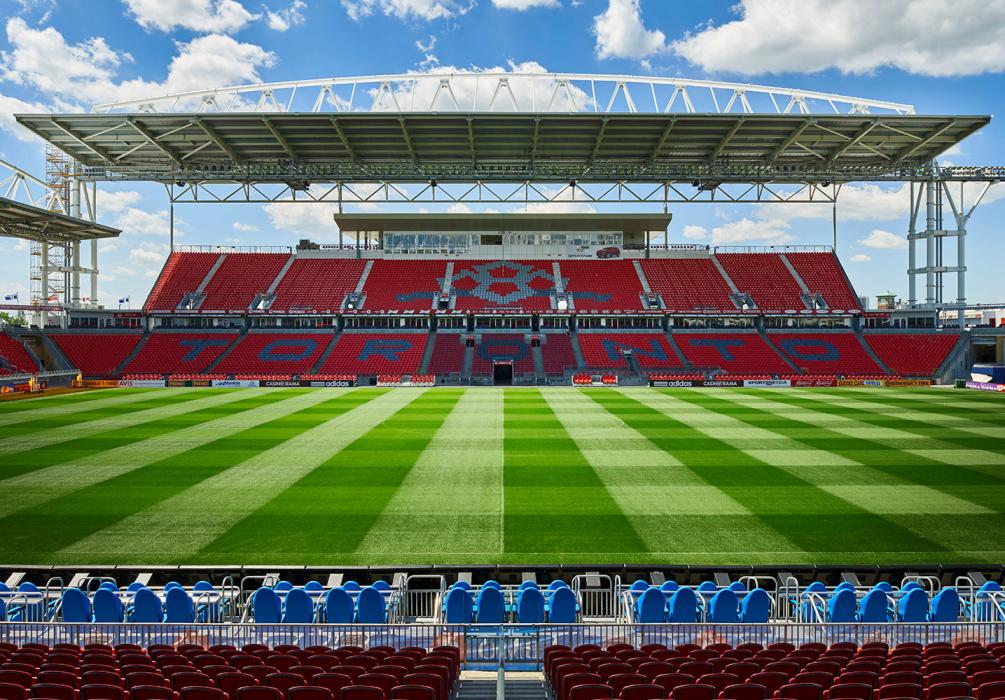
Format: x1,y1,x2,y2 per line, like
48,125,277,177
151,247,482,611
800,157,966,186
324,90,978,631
92,72,916,116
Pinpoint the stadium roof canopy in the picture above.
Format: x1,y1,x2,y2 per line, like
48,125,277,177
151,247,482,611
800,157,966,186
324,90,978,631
334,212,672,233
0,197,120,243
14,111,988,184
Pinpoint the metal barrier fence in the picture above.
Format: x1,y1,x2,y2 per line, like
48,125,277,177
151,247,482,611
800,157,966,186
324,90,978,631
2,623,1003,671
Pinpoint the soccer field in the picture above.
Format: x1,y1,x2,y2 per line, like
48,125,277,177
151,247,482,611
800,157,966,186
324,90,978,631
1,386,1003,566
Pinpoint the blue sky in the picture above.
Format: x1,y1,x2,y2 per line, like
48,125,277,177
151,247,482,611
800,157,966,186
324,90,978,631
0,0,1003,308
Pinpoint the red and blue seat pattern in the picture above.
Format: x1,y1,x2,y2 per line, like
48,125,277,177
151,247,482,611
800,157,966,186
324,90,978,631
214,334,333,376
122,333,239,376
470,334,534,374
675,333,793,374
450,260,556,311
769,332,882,375
317,334,427,375
579,334,681,369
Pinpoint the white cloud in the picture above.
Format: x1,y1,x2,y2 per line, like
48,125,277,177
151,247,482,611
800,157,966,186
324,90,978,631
232,221,259,232
593,0,667,60
681,224,707,240
267,0,306,31
446,203,472,213
124,0,259,34
0,91,47,142
97,189,143,214
849,254,872,263
492,0,559,9
113,208,174,237
341,0,474,21
673,0,1005,77
708,217,794,246
857,229,906,250
1,19,275,108
263,202,342,241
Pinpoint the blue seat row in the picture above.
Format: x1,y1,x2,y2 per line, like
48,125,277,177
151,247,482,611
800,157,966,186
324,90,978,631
802,581,971,623
442,580,577,624
252,585,388,624
59,582,220,623
634,585,771,623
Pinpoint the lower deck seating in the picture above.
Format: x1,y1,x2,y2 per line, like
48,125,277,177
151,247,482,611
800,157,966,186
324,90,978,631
470,334,534,375
578,333,681,369
214,334,332,376
317,334,427,375
122,333,239,375
0,334,39,375
770,332,884,375
51,333,142,378
0,641,458,700
865,333,960,376
674,333,793,374
560,260,643,311
541,333,578,375
546,640,1005,700
426,334,466,375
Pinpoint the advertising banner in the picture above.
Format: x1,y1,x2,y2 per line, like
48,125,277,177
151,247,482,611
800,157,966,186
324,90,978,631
302,379,357,388
261,380,303,387
837,379,885,387
82,380,120,388
884,379,933,387
117,380,166,388
965,380,1005,392
648,379,745,388
790,378,838,387
211,380,260,388
743,379,792,388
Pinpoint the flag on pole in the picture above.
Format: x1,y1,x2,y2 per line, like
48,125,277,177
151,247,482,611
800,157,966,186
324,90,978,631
3,292,17,301
118,296,130,304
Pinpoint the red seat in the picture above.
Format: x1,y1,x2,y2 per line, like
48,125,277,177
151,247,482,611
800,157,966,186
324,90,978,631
928,682,974,700
697,673,741,693
727,664,761,682
777,683,824,700
792,674,832,691
265,674,306,694
836,673,877,689
0,676,31,692
402,674,442,700
881,672,922,687
80,686,126,700
29,685,75,700
826,684,872,700
748,673,788,695
127,687,177,700
81,673,122,689
329,669,365,684
287,689,333,700
179,689,226,700
336,688,382,700
127,674,169,690
979,682,1005,700
311,676,353,697
560,673,602,700
619,684,664,700
171,674,212,691
0,686,27,700
389,687,434,700
974,672,1005,689
237,690,284,700
670,684,717,700
266,658,299,674
876,684,922,699
568,686,613,700
722,683,768,700
355,674,395,698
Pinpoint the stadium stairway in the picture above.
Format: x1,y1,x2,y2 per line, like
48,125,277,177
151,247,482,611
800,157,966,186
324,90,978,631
710,255,743,301
856,331,894,375
418,332,438,374
569,331,586,369
113,333,150,376
779,253,812,297
266,254,296,296
531,339,545,377
462,339,474,378
202,328,245,373
758,328,803,373
196,254,227,295
665,331,693,368
632,259,653,294
308,332,342,374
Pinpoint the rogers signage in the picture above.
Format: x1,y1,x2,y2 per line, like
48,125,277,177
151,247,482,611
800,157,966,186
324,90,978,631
965,380,1005,392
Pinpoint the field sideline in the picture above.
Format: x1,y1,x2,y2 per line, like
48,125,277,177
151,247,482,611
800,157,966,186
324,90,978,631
0,386,1003,566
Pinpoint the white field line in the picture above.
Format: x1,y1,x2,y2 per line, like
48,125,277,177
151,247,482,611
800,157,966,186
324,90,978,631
0,389,173,429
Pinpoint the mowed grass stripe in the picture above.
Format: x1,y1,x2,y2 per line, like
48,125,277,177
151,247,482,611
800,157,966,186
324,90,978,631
355,388,505,560
675,389,997,524
0,388,155,417
0,389,180,432
825,388,1005,422
611,388,947,561
58,388,408,563
0,389,340,520
757,389,1005,462
546,389,806,562
0,389,260,482
0,390,323,563
0,390,232,449
503,389,646,559
198,389,463,563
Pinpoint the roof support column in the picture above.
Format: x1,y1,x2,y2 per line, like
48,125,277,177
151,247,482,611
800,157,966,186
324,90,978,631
925,179,936,307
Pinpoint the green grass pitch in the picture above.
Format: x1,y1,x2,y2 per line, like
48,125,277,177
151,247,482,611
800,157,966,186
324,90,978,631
0,385,1003,566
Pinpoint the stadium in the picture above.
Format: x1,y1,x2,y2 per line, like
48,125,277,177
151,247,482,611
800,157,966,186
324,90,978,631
1,24,1005,700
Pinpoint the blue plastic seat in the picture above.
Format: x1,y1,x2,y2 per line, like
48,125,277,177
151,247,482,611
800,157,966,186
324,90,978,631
324,587,354,624
628,580,648,595
708,588,739,623
342,580,361,592
834,582,855,593
283,588,314,624
636,587,666,623
61,588,91,623
740,588,771,623
548,587,577,623
666,587,698,622
827,588,857,623
356,586,387,624
898,587,928,622
12,582,44,622
902,581,922,592
131,587,163,623
371,580,391,592
800,581,828,620
857,588,889,623
728,581,747,593
974,581,1003,621
105,582,124,592
304,581,324,593
253,587,282,623
482,580,501,590
450,580,471,591
444,586,473,624
516,587,545,623
697,581,717,595
274,580,294,592
873,581,894,592
929,587,960,622
475,586,505,624
660,581,679,593
165,587,195,623
93,588,124,622
548,580,569,591
518,580,539,591
164,581,183,592
0,596,5,622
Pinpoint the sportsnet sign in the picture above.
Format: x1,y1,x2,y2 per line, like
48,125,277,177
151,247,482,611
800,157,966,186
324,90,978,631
743,379,792,388
965,380,1005,392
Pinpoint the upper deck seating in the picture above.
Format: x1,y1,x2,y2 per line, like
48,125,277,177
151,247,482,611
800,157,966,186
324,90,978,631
674,333,793,374
769,332,884,375
361,260,446,311
269,259,366,313
51,333,142,378
0,334,38,375
122,332,238,375
864,333,960,377
451,260,556,311
214,333,332,376
471,334,534,375
426,333,466,375
317,333,427,375
560,260,644,311
578,333,681,369
639,259,736,312
785,253,861,310
715,253,807,311
541,333,578,375
144,252,220,311
200,254,290,311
